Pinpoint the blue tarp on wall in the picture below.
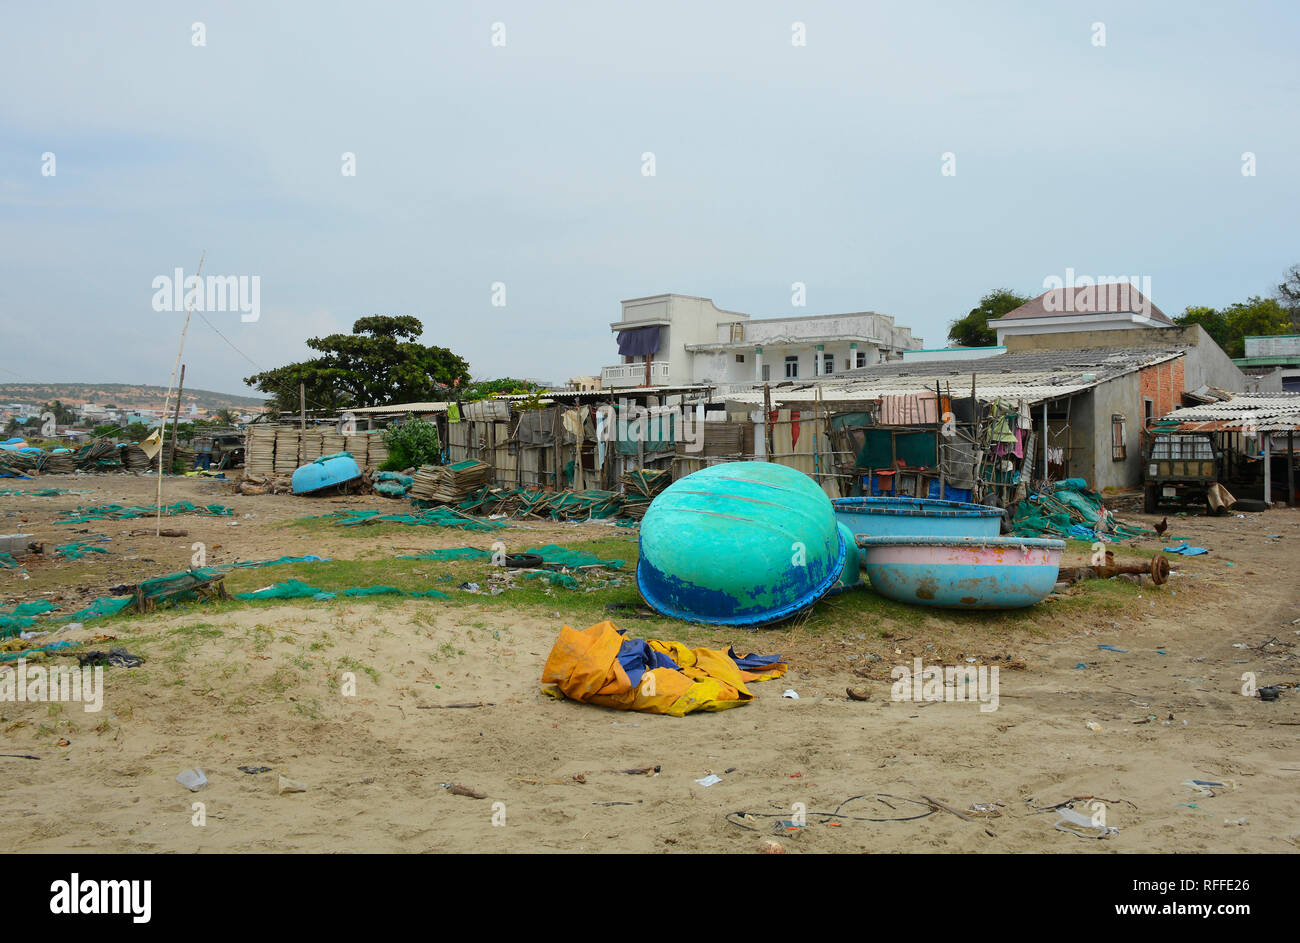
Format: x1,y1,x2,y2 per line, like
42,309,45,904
616,325,661,356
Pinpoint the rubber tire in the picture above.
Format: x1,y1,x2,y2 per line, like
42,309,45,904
1144,485,1159,514
1232,498,1269,513
505,553,545,568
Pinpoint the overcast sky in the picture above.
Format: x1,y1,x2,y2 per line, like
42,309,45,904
1,0,1296,399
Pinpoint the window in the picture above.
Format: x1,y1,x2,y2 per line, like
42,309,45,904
729,323,745,343
761,364,771,381
784,356,799,379
823,353,834,375
735,354,745,363
855,351,867,368
1143,398,1154,425
1111,414,1127,461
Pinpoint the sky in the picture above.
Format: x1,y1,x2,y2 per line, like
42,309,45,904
1,0,1296,401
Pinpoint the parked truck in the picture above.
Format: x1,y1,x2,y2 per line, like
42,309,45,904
1142,430,1221,512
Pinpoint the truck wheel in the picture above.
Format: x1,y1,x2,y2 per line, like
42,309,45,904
1144,485,1158,514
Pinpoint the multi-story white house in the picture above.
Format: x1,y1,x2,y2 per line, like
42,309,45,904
603,293,923,393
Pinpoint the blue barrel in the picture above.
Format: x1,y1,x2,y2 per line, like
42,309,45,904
637,462,846,626
291,452,362,495
834,496,1002,565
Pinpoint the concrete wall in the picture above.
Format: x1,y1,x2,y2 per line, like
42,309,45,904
1088,373,1144,490
1003,324,1248,392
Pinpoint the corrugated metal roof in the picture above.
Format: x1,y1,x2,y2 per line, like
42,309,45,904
725,345,1185,406
1160,392,1300,431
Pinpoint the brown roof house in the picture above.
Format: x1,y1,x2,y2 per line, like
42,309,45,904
993,279,1174,346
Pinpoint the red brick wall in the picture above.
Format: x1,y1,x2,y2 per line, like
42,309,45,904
1138,357,1185,420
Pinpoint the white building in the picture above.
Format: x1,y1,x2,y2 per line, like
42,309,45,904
603,293,922,393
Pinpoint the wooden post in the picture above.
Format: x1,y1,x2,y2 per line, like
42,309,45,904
167,364,186,472
763,383,773,460
299,382,306,431
1289,430,1296,507
1263,432,1272,505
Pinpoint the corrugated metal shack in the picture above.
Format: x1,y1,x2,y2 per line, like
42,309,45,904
723,345,1194,506
444,386,715,491
1157,392,1300,505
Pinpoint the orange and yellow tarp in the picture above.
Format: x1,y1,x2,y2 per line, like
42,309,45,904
541,620,787,717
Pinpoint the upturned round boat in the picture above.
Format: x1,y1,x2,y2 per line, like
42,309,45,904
856,535,1065,609
637,462,846,626
291,452,362,495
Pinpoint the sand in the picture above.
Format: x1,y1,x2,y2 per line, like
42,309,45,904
1,474,1297,853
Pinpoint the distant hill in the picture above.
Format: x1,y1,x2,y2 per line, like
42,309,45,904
0,383,266,412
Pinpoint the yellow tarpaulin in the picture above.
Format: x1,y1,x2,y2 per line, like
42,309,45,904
541,620,787,717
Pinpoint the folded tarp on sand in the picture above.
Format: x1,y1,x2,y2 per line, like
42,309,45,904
541,620,787,716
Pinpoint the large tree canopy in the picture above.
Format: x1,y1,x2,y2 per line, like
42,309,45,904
947,289,1032,347
1174,296,1292,358
245,316,470,413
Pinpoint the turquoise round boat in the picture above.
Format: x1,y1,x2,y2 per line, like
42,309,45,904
834,496,1003,565
856,535,1065,609
291,452,362,495
827,521,862,595
637,462,846,626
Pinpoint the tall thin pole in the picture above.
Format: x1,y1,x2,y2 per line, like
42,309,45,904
155,251,205,535
167,364,186,472
299,382,306,431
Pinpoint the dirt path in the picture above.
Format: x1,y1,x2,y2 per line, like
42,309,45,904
2,475,1297,853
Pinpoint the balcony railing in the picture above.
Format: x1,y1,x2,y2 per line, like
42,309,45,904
601,361,670,387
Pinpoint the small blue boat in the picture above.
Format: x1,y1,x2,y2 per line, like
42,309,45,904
856,535,1065,610
291,452,362,495
834,496,1003,565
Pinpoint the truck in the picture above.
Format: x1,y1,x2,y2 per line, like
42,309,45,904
1142,430,1221,512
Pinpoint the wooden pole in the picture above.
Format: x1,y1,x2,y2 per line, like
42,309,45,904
167,364,186,472
763,383,773,460
155,250,204,536
299,382,306,431
1289,430,1296,507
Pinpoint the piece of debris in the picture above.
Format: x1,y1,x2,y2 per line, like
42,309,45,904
238,765,272,775
277,775,307,794
614,765,661,776
75,647,145,668
695,774,722,787
176,768,207,792
445,783,487,799
758,839,787,854
846,687,870,701
1054,806,1118,839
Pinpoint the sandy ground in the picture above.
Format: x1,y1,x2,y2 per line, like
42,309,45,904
2,473,1298,853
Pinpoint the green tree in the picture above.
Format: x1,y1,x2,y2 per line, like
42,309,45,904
1173,305,1232,350
124,422,151,441
1222,297,1291,357
947,289,1032,347
460,377,545,401
245,315,470,413
1273,264,1300,332
1175,298,1291,357
382,414,442,470
41,400,77,425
